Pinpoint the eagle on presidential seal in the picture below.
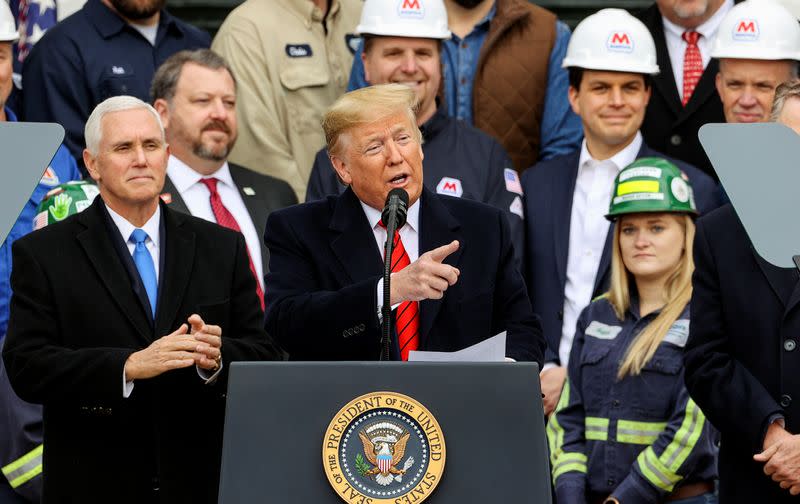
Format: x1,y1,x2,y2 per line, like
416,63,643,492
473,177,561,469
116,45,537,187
357,422,415,486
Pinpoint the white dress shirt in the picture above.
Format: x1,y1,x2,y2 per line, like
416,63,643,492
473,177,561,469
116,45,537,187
107,203,220,396
662,0,733,102
558,133,642,368
360,199,420,314
167,155,264,291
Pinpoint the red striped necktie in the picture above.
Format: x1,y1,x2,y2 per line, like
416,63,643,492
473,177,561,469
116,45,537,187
200,177,265,311
682,31,703,106
380,223,419,360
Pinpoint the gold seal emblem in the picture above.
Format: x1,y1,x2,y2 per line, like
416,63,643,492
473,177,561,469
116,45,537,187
323,391,446,503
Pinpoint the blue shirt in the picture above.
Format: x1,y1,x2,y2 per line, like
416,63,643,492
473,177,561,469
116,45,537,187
20,0,210,172
0,108,82,341
347,8,581,160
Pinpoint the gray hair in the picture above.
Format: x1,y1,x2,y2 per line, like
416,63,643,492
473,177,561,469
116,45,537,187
770,78,800,121
84,96,165,154
150,49,237,104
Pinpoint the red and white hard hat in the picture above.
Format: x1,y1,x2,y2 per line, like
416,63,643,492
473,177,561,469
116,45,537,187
356,0,451,40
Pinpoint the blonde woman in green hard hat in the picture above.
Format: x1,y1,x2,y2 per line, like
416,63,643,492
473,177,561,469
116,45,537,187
548,158,717,504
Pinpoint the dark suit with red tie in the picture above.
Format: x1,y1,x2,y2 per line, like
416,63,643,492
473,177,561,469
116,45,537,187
263,187,545,364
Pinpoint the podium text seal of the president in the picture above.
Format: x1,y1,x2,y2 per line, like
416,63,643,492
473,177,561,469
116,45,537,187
323,391,446,503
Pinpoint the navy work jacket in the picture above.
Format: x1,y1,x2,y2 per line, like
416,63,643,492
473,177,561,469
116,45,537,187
21,0,210,171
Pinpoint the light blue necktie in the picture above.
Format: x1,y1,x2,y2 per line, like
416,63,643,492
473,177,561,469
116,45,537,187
130,229,157,317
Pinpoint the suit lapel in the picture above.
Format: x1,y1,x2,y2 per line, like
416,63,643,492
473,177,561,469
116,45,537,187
328,188,384,285
154,204,195,337
160,176,190,215
554,152,581,292
76,199,153,344
751,250,796,309
648,13,683,118
594,229,615,296
418,189,462,344
230,165,269,275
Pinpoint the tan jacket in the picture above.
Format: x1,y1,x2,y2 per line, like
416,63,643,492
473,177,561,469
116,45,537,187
474,0,556,172
212,0,362,201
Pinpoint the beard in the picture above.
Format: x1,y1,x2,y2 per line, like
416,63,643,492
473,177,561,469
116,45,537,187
108,0,165,20
451,0,486,8
192,121,236,162
672,0,709,19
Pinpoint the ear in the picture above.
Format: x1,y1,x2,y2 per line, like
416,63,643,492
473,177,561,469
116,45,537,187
330,154,353,185
715,71,722,97
567,86,581,116
643,84,652,106
153,98,170,130
361,51,372,85
83,149,101,183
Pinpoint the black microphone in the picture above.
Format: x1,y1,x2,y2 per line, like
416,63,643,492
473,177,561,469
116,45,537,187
380,188,409,361
381,188,409,230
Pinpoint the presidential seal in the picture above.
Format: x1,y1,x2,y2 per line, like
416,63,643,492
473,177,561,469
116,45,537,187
323,391,446,504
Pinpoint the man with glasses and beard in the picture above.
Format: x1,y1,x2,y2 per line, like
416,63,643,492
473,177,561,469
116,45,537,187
21,0,210,173
151,50,297,310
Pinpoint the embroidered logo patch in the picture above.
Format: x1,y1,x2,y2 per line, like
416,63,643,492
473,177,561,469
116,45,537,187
436,177,462,197
585,321,622,340
285,44,313,58
663,319,690,348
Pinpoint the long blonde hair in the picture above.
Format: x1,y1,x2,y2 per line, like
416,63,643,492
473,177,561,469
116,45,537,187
606,213,695,379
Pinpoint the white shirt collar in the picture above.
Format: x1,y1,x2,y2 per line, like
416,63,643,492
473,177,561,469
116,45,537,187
578,131,643,172
167,155,235,194
105,203,161,247
359,196,420,234
662,0,733,40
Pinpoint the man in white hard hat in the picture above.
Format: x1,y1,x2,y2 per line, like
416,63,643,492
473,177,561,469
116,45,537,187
0,3,81,502
306,0,525,261
521,8,722,416
637,0,734,181
712,0,800,125
212,0,362,201
347,0,582,173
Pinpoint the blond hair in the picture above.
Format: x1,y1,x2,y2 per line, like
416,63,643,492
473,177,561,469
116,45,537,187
322,84,421,157
606,213,695,379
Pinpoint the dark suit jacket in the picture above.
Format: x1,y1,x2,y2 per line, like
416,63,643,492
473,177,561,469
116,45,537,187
1,198,280,504
264,187,545,364
522,142,722,364
637,4,729,180
685,204,800,503
162,162,297,274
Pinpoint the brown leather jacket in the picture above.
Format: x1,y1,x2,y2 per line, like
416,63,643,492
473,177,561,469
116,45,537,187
473,0,557,172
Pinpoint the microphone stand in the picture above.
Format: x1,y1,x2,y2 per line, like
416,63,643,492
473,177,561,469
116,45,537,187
380,211,400,361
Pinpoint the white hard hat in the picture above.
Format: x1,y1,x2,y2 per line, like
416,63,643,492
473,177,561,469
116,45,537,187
356,0,451,40
0,1,19,43
711,0,800,61
562,8,659,75
773,0,800,20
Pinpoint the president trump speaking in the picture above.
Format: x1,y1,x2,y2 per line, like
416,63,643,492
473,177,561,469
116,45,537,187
264,84,545,363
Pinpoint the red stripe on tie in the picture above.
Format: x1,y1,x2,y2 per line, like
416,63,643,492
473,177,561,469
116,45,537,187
380,222,419,360
682,31,703,106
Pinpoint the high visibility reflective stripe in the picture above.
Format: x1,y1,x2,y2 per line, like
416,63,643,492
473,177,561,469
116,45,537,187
660,399,706,472
585,417,609,441
637,446,682,492
617,420,667,444
546,380,572,467
617,180,660,196
552,452,588,480
1,444,43,489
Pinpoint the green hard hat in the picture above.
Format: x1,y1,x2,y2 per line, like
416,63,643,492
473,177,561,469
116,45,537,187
606,157,698,220
33,180,99,230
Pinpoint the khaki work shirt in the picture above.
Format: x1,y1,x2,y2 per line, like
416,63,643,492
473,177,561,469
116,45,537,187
212,0,361,201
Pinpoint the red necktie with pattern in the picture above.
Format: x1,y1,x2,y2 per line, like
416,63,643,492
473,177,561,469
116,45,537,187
200,178,265,310
682,31,703,106
381,224,419,360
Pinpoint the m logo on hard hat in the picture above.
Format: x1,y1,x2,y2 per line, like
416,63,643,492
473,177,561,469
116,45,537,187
398,0,424,19
606,32,634,53
733,19,759,41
